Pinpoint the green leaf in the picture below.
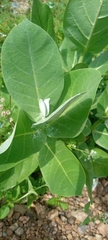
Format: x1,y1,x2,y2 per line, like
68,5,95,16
39,139,86,197
89,50,108,75
91,148,108,177
0,110,46,171
81,216,91,225
82,118,91,136
64,0,108,55
0,152,39,191
31,0,56,41
0,124,16,154
72,63,88,70
60,37,77,71
93,123,108,150
77,148,94,203
32,92,85,126
84,201,91,214
0,204,10,219
46,69,101,138
97,85,108,118
1,19,64,121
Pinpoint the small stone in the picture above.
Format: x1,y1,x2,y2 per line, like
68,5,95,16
97,223,108,236
28,237,37,240
0,222,3,228
2,232,7,237
67,233,73,239
10,222,19,231
94,197,101,204
95,234,103,240
68,216,75,224
14,204,28,215
105,193,108,201
7,208,14,218
15,227,24,236
6,228,13,236
65,224,72,231
49,221,57,228
19,216,30,223
60,215,67,222
95,220,101,224
87,237,96,240
77,225,88,234
48,209,58,220
71,210,88,222
13,212,20,220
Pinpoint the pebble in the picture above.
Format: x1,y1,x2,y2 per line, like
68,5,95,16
48,209,58,220
71,210,88,222
6,228,13,236
65,224,72,231
8,208,14,218
97,223,108,236
9,222,19,231
67,233,73,239
14,204,27,215
68,216,75,224
105,193,108,201
77,225,88,234
95,234,103,240
15,227,24,236
19,216,30,223
0,222,3,228
13,212,20,220
60,215,67,222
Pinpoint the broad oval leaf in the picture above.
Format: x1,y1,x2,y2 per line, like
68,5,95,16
32,92,85,127
93,123,108,150
31,0,56,41
91,148,108,177
1,19,64,121
64,0,108,55
39,139,86,197
0,152,39,191
0,110,46,171
89,50,108,75
46,69,101,138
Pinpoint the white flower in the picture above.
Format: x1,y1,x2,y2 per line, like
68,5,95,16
1,111,6,117
6,110,11,115
39,98,50,118
0,97,5,103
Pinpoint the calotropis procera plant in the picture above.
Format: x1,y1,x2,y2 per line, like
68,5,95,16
0,0,108,217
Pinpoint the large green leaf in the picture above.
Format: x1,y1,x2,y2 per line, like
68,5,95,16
46,69,101,138
1,19,64,121
60,38,77,71
64,0,108,55
93,123,108,150
32,92,85,126
91,148,108,177
31,0,56,41
38,139,86,197
89,50,108,75
0,153,39,191
0,110,46,171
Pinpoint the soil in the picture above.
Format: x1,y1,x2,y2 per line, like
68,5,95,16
0,178,108,240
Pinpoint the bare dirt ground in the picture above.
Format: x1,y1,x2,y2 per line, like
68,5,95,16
0,178,108,240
